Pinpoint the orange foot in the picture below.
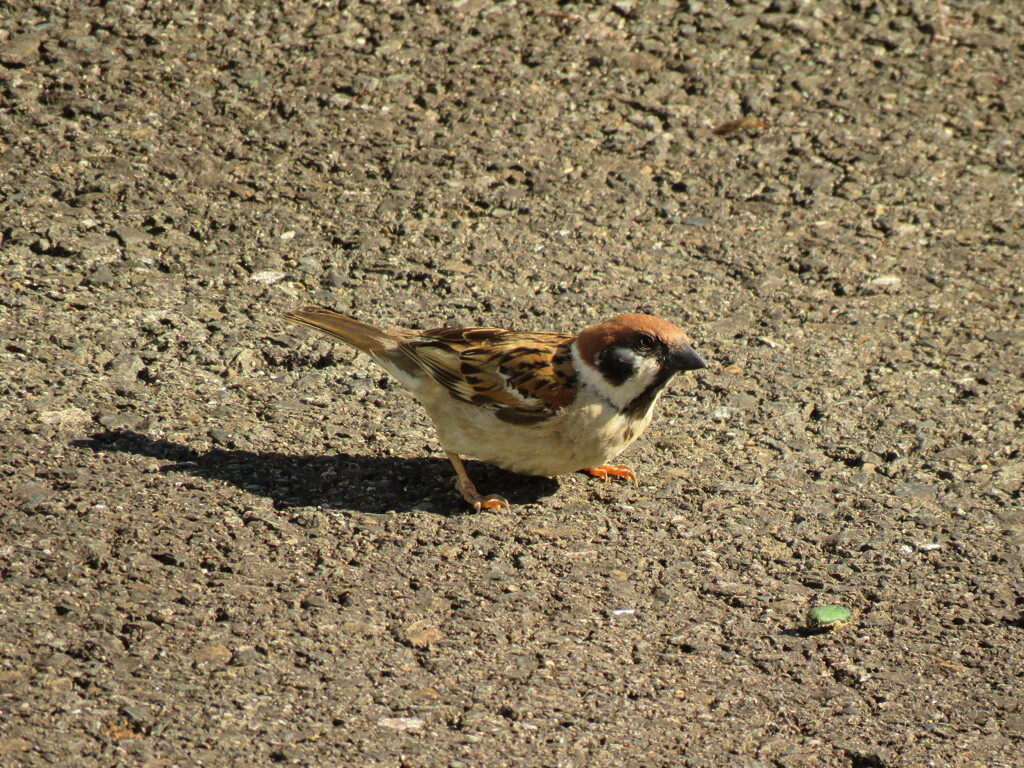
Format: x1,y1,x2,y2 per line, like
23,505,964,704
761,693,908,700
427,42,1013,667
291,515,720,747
460,487,510,512
454,474,509,511
446,451,511,512
583,464,638,486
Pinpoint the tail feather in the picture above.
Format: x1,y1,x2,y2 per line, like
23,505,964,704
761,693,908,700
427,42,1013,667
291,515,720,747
282,306,393,355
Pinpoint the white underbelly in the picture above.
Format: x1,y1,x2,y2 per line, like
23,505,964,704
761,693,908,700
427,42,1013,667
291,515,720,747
415,389,653,476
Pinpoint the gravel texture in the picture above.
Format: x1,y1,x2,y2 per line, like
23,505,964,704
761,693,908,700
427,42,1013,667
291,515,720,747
2,1,1023,766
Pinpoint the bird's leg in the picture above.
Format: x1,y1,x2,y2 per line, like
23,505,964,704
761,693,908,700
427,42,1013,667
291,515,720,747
445,451,510,511
582,464,638,486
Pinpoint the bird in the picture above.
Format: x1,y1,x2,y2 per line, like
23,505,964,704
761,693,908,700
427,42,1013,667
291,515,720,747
282,306,706,511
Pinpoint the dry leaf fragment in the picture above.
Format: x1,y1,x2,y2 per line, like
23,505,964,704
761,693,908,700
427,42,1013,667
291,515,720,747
712,117,765,136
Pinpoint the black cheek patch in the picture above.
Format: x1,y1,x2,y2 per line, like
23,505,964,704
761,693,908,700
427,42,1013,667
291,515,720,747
597,346,636,387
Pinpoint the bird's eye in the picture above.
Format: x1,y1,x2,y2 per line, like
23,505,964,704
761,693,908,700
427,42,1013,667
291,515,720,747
636,333,655,351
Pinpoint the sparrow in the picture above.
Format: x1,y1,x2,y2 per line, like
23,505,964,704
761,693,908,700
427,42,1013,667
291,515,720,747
282,306,706,511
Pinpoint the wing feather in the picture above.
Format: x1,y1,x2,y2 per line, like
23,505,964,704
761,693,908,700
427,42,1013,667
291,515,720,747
400,328,578,424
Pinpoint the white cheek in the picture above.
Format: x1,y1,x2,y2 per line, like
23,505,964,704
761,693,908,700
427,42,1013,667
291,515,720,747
572,345,661,411
609,355,661,405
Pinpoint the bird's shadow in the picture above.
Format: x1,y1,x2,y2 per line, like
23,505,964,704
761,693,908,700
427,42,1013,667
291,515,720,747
75,430,559,515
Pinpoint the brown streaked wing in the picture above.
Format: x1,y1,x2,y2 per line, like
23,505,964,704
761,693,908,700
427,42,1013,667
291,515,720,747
400,328,578,424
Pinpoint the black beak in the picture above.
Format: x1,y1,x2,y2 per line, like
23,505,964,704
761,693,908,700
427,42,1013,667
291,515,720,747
666,344,707,372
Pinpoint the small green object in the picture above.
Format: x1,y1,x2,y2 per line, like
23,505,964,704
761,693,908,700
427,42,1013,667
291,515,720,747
806,605,852,632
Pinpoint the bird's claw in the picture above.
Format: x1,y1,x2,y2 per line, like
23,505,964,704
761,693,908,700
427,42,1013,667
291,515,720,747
583,464,638,486
454,476,510,511
473,494,511,512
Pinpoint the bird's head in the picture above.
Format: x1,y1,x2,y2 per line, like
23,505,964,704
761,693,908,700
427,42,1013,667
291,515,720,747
573,313,706,416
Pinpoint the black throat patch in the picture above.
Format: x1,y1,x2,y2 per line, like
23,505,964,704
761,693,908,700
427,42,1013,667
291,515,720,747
621,368,675,419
